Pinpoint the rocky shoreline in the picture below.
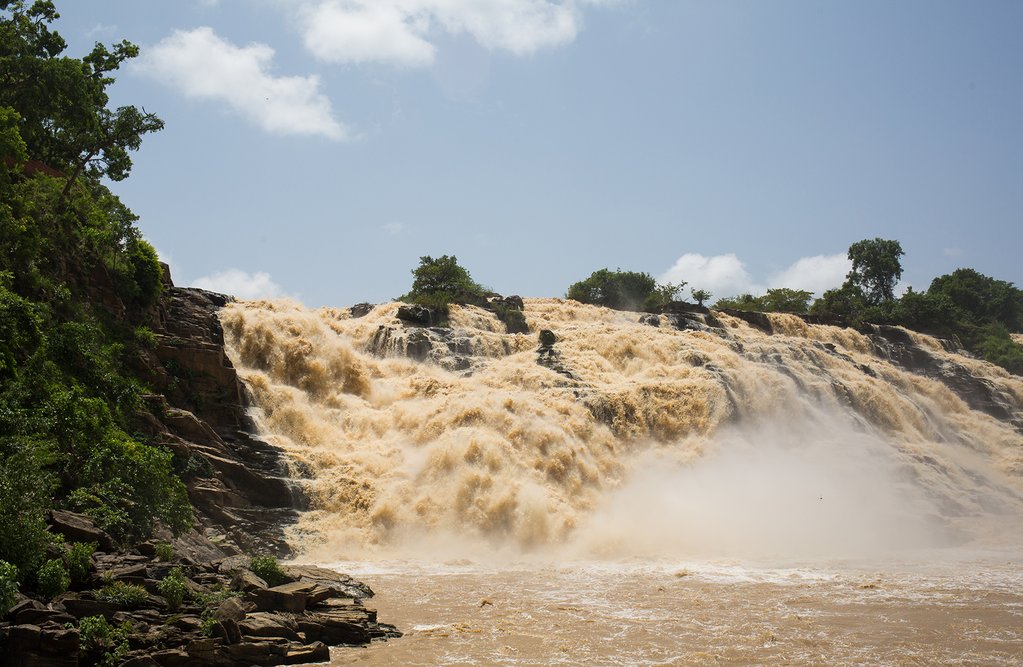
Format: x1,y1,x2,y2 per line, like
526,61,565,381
1,268,399,665
3,510,398,666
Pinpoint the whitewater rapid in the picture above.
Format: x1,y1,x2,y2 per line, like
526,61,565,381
218,298,1023,563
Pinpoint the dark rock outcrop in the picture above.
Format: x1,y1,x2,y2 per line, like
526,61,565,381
2,538,398,667
396,304,442,327
718,308,773,333
128,282,307,557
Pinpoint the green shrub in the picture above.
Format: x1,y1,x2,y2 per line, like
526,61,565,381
36,558,70,598
249,555,287,587
200,613,220,637
97,581,148,608
157,567,187,611
193,587,240,611
0,436,55,573
64,541,97,585
154,542,174,562
0,560,19,613
566,269,659,311
78,614,132,667
124,239,164,308
133,326,157,349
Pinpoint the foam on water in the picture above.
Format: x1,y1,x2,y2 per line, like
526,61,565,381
219,298,1023,563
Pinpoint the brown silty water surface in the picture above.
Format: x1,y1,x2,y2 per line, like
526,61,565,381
218,298,1023,665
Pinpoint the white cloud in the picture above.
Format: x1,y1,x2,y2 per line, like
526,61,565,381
138,27,348,140
191,269,288,300
659,252,851,300
382,222,405,235
659,253,762,298
768,254,850,298
943,247,963,258
294,0,603,67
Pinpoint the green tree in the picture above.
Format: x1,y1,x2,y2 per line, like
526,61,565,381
845,238,904,305
760,288,813,313
810,283,866,319
401,255,488,309
927,268,1023,332
690,288,712,307
0,1,163,202
647,281,687,308
566,268,658,311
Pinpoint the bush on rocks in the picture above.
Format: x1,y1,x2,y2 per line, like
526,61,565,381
37,558,70,598
250,554,288,587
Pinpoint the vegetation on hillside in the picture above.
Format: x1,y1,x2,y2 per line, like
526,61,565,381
0,0,190,584
399,254,527,332
566,268,688,311
566,240,1021,374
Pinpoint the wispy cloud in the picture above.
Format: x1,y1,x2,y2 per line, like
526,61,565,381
294,0,607,67
659,252,851,299
138,27,348,141
381,222,405,235
86,23,117,38
191,268,289,300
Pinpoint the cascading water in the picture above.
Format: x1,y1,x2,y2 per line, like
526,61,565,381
218,298,1023,561
219,298,1023,665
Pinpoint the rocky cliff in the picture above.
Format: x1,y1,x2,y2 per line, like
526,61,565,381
1,268,399,666
131,278,304,559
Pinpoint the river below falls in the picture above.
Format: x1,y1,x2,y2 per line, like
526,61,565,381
318,554,1023,666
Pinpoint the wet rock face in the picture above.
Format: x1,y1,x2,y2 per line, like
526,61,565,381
867,325,1023,430
127,285,308,557
396,304,442,327
719,308,773,333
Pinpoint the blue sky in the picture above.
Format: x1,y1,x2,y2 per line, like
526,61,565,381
49,0,1023,306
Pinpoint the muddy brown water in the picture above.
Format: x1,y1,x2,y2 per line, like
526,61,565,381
326,557,1023,666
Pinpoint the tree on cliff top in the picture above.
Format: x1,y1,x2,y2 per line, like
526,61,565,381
566,268,662,311
0,0,163,200
401,255,488,308
845,238,904,305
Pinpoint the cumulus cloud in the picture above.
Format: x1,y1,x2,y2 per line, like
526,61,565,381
191,269,288,300
138,27,348,140
769,254,850,297
294,0,603,67
659,253,762,298
659,252,851,300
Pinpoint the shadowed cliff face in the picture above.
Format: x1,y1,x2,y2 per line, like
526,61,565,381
131,282,306,558
218,299,1023,562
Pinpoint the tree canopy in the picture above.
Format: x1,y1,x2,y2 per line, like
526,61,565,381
845,238,904,305
0,0,163,201
715,288,812,313
566,268,661,311
401,254,489,308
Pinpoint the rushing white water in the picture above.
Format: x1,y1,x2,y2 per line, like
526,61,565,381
219,298,1023,561
219,298,1023,664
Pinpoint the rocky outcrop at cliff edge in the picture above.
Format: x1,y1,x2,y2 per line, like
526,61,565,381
0,266,399,665
1,512,398,667
127,271,307,558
